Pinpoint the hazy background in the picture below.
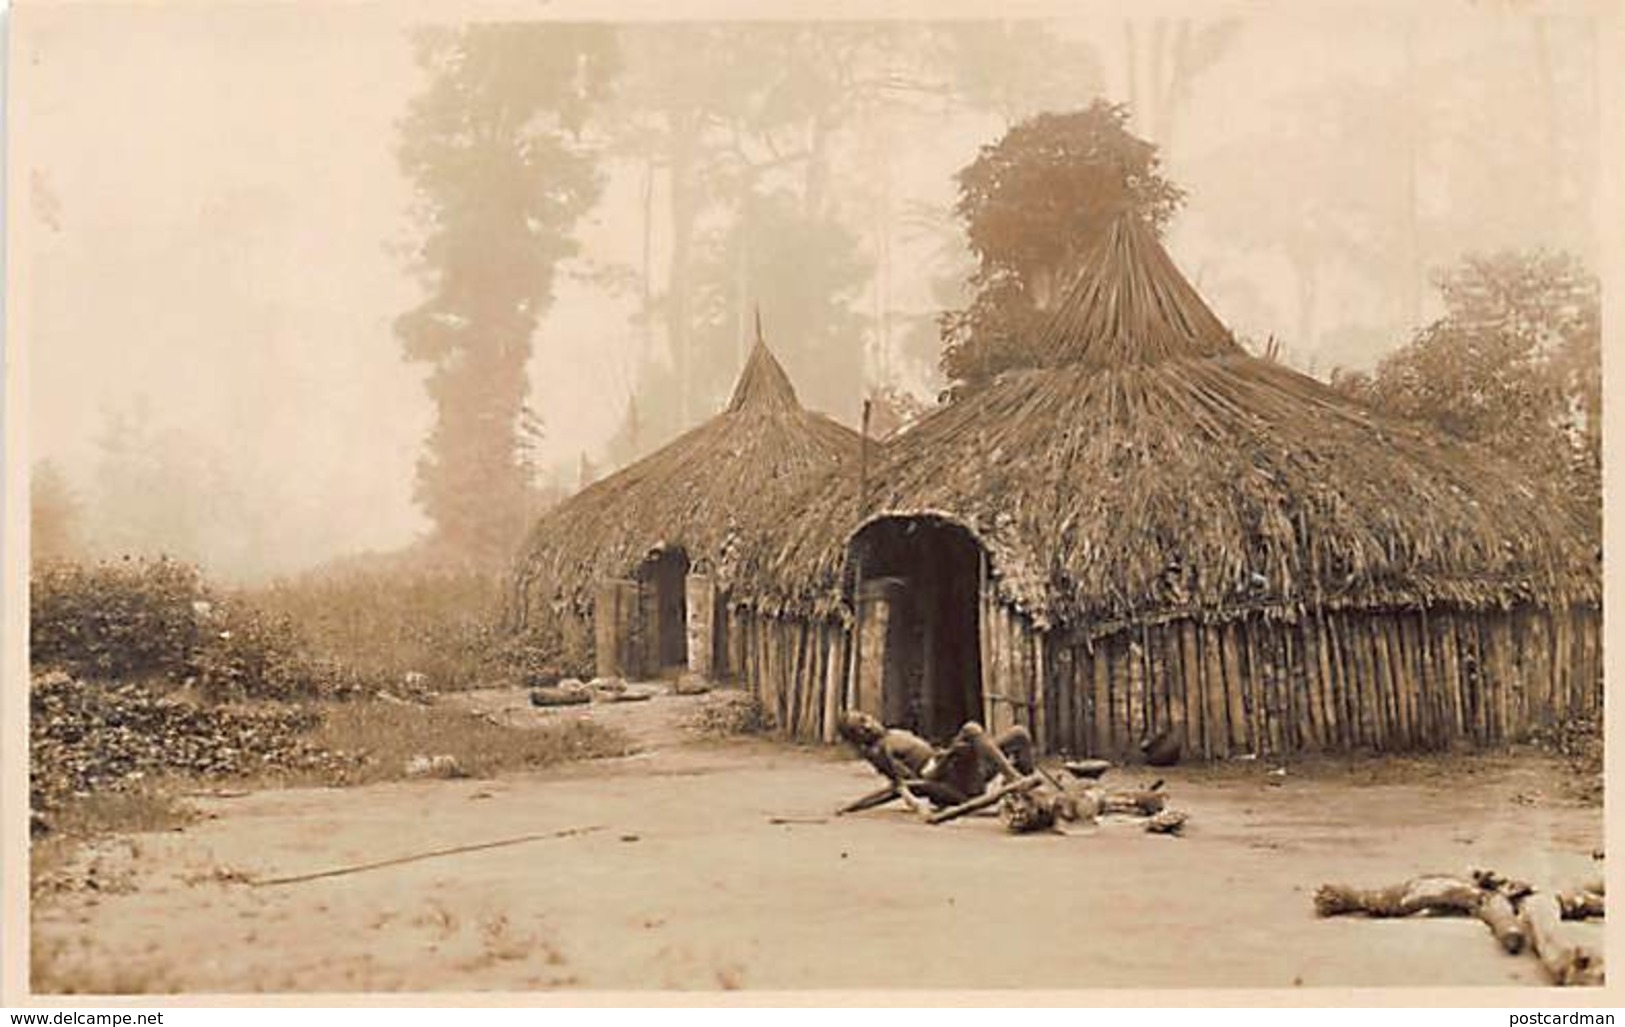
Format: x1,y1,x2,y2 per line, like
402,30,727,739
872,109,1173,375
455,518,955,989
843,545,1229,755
17,3,1601,582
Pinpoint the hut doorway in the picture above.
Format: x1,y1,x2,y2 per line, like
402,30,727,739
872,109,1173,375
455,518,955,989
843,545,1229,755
638,548,690,677
849,516,984,742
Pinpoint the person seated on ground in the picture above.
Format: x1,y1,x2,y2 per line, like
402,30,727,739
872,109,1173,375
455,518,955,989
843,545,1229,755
835,710,1034,810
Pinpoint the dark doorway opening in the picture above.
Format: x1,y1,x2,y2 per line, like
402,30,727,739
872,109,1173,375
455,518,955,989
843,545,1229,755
638,548,689,677
849,516,985,742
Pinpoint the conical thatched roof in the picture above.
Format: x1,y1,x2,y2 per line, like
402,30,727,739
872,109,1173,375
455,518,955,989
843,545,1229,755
515,337,861,618
745,215,1598,628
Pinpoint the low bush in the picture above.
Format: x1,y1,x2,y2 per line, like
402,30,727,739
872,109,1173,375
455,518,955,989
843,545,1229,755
30,557,205,681
30,556,364,701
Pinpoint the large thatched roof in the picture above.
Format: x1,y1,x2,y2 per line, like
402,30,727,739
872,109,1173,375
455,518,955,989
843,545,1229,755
743,215,1598,628
515,337,861,618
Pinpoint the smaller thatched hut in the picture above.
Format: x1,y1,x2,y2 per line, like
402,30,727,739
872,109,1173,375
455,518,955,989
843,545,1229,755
513,332,860,680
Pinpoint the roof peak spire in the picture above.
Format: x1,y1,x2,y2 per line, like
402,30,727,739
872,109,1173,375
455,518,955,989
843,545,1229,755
1038,213,1242,369
727,307,800,413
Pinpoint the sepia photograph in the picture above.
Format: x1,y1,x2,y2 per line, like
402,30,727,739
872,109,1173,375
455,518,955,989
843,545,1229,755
3,0,1613,1002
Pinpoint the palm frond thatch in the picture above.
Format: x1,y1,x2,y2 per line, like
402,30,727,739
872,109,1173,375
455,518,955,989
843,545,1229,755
735,217,1598,627
515,339,861,619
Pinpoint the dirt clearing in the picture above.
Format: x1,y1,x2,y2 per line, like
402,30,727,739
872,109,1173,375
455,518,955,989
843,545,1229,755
30,688,1603,994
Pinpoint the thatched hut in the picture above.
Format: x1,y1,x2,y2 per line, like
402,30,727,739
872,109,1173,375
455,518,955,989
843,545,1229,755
736,215,1600,757
513,334,860,681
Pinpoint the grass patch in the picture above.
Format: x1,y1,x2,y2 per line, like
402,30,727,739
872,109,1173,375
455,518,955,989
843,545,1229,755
684,692,774,738
253,700,636,787
245,561,562,691
31,784,197,890
32,934,181,996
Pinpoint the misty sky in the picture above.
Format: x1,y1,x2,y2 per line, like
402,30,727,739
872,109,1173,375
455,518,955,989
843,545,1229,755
16,3,1602,581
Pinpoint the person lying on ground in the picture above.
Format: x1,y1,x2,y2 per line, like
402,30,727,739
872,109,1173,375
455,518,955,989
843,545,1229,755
835,710,1034,810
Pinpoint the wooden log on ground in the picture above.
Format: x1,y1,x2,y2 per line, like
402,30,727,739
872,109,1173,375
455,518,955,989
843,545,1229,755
1317,873,1532,954
1101,787,1167,816
1314,875,1482,918
1559,891,1606,921
1478,892,1527,954
1145,809,1188,835
1523,891,1606,986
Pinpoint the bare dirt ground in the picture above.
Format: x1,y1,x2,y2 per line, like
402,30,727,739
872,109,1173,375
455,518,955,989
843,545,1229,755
31,686,1603,994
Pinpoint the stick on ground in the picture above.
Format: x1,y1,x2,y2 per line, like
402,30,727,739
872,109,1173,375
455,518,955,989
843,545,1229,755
926,774,1044,825
252,825,605,887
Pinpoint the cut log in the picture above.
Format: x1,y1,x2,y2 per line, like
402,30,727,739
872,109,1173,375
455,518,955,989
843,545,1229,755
1314,875,1482,918
1102,788,1168,816
1146,809,1188,835
1478,892,1527,954
530,686,590,707
1558,890,1605,921
1523,892,1605,986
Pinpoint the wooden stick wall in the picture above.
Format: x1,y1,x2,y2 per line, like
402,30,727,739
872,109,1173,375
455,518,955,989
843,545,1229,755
730,608,851,743
735,601,1601,759
1039,604,1603,759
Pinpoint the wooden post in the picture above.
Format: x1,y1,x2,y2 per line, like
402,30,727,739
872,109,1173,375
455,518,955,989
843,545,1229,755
1202,623,1230,758
854,578,903,721
1108,637,1128,758
1261,624,1284,756
683,572,716,680
822,627,843,743
1092,636,1111,758
1054,645,1074,755
594,579,641,680
1129,632,1148,754
1222,621,1250,753
1179,620,1207,759
1073,642,1092,757
1241,620,1265,754
1383,617,1411,749
1358,614,1382,749
1312,611,1341,750
1283,621,1310,751
1033,631,1049,752
1373,617,1401,749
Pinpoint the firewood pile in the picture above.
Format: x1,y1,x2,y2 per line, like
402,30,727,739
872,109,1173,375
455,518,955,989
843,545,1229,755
1315,867,1606,986
30,670,357,827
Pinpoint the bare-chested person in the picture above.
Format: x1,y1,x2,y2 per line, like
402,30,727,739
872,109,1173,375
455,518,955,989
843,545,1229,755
835,710,1035,811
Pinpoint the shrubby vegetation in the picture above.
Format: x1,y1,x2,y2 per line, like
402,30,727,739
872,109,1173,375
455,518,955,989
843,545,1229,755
30,556,364,701
28,554,624,845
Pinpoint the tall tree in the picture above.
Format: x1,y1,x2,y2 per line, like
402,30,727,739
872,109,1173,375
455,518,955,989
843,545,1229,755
602,24,920,459
940,102,1185,391
1121,17,1244,148
395,25,615,564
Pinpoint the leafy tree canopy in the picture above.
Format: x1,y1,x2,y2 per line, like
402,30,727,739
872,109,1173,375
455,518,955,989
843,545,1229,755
1333,250,1599,492
941,101,1185,391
